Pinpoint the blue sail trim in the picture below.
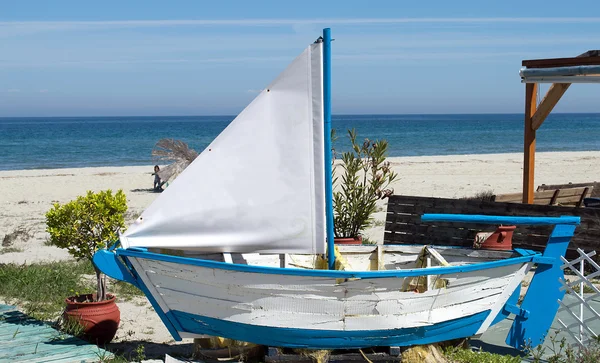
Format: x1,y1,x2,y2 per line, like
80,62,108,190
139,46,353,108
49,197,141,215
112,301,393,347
116,247,537,279
171,310,490,349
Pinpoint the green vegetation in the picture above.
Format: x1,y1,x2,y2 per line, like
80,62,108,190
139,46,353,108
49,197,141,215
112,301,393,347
0,260,94,320
443,331,600,363
0,259,143,320
46,189,127,302
444,346,521,363
333,129,397,239
52,315,87,340
526,332,600,363
133,344,146,361
569,284,597,294
361,237,377,245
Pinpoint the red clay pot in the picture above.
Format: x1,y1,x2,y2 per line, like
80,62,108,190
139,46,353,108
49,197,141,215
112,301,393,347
63,293,120,345
334,236,363,245
480,226,516,251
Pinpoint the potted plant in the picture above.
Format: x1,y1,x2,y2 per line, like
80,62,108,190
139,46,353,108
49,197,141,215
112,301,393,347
332,129,397,244
45,189,127,345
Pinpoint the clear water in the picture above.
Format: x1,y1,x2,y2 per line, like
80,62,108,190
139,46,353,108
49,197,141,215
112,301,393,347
0,114,599,171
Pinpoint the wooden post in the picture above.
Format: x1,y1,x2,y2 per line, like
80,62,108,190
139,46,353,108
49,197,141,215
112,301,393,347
523,83,537,204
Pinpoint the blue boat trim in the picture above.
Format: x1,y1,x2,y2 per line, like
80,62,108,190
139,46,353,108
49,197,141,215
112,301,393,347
117,247,537,278
93,249,139,287
514,248,537,257
504,303,530,319
171,309,491,349
422,214,580,226
108,240,120,251
490,283,521,327
507,223,577,349
532,256,559,265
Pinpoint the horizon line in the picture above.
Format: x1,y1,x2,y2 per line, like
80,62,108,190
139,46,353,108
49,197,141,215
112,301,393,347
2,112,600,119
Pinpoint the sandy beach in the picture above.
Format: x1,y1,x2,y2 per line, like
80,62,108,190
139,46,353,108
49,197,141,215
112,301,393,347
2,150,599,263
1,150,599,345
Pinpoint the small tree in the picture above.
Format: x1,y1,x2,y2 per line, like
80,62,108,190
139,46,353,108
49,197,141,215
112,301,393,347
46,190,127,302
333,129,397,238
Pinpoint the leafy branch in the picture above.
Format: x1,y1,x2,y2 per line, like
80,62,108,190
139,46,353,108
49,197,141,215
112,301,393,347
333,129,397,238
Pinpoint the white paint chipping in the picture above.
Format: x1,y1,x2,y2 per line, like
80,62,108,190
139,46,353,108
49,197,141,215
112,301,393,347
129,248,526,336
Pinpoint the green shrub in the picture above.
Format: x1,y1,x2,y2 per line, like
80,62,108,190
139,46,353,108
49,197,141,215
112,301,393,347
45,190,127,302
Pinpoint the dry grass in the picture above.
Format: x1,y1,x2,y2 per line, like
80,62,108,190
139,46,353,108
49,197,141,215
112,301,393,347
2,225,33,247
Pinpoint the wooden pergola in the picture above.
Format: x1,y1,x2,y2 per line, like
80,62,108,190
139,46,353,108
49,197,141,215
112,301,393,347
521,50,600,203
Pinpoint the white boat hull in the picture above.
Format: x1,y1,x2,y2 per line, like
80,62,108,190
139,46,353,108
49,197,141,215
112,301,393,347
120,247,530,348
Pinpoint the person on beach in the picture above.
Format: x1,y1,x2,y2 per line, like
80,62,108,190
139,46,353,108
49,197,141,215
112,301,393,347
152,165,166,192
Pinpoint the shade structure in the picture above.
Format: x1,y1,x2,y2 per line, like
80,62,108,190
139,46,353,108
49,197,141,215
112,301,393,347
520,65,600,83
520,51,600,203
121,42,326,254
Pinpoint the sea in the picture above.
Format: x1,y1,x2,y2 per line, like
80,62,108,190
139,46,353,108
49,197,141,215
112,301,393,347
1,114,599,171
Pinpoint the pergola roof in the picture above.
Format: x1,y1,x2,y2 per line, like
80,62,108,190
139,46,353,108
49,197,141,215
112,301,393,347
521,50,600,83
520,50,600,203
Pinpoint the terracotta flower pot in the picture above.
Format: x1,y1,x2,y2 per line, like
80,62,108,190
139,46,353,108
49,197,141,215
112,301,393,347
334,235,363,245
63,293,120,345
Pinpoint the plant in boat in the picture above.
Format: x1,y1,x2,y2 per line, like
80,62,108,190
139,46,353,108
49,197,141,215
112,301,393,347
332,129,397,242
45,189,127,344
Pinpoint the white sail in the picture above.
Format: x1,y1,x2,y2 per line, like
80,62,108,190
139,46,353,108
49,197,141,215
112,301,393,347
121,42,326,254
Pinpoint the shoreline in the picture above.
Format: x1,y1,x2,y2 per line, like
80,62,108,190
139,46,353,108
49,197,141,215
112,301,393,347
1,149,598,173
3,150,600,173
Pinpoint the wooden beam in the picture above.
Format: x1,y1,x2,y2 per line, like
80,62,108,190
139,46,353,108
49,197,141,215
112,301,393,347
531,83,571,130
523,83,537,204
522,55,600,68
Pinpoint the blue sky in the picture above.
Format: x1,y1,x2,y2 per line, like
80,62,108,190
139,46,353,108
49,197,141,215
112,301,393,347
2,0,600,116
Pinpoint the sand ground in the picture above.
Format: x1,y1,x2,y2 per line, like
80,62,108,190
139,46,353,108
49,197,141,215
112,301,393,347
1,151,599,347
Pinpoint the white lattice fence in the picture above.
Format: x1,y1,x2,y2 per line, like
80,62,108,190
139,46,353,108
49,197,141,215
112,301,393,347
558,248,600,348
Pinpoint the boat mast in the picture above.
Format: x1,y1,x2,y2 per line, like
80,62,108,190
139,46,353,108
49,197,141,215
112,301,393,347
322,28,336,269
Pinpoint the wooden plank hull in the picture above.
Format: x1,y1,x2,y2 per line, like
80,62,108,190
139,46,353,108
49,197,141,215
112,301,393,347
124,251,530,348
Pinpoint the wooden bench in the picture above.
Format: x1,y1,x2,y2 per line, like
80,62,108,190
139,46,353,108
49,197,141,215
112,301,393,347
537,181,600,198
384,194,600,259
494,186,593,207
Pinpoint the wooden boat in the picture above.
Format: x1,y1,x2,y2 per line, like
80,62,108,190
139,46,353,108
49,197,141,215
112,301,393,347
94,29,580,350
